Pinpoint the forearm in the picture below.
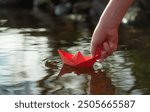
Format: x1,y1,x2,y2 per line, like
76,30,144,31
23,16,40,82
97,0,134,29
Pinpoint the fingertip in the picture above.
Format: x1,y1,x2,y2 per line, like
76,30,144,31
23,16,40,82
109,42,118,52
103,42,112,56
101,50,107,59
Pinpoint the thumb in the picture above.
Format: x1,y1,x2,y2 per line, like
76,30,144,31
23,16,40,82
90,41,98,57
90,30,105,57
90,39,103,57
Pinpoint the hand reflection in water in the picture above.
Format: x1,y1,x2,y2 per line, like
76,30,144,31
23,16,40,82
42,64,115,95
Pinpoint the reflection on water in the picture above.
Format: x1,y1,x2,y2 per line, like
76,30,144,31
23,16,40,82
105,51,135,94
0,28,49,94
39,65,115,95
0,8,150,95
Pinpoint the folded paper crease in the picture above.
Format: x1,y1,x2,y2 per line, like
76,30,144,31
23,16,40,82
58,49,99,68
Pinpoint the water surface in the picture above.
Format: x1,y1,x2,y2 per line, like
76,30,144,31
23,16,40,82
0,8,150,95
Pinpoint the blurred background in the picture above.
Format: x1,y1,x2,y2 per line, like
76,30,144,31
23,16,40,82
0,0,150,95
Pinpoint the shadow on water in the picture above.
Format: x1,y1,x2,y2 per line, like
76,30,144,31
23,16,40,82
0,6,150,95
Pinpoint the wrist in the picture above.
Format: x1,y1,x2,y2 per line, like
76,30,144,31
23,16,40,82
99,17,120,30
95,19,118,34
97,0,134,29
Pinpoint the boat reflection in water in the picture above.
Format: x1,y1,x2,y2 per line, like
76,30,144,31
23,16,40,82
40,64,115,95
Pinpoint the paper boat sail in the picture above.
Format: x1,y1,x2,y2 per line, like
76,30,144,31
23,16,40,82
58,49,98,68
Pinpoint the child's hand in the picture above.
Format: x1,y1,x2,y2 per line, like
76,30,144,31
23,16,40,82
90,25,118,61
90,0,134,61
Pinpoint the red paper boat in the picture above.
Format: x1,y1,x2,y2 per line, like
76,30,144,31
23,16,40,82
58,49,99,68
